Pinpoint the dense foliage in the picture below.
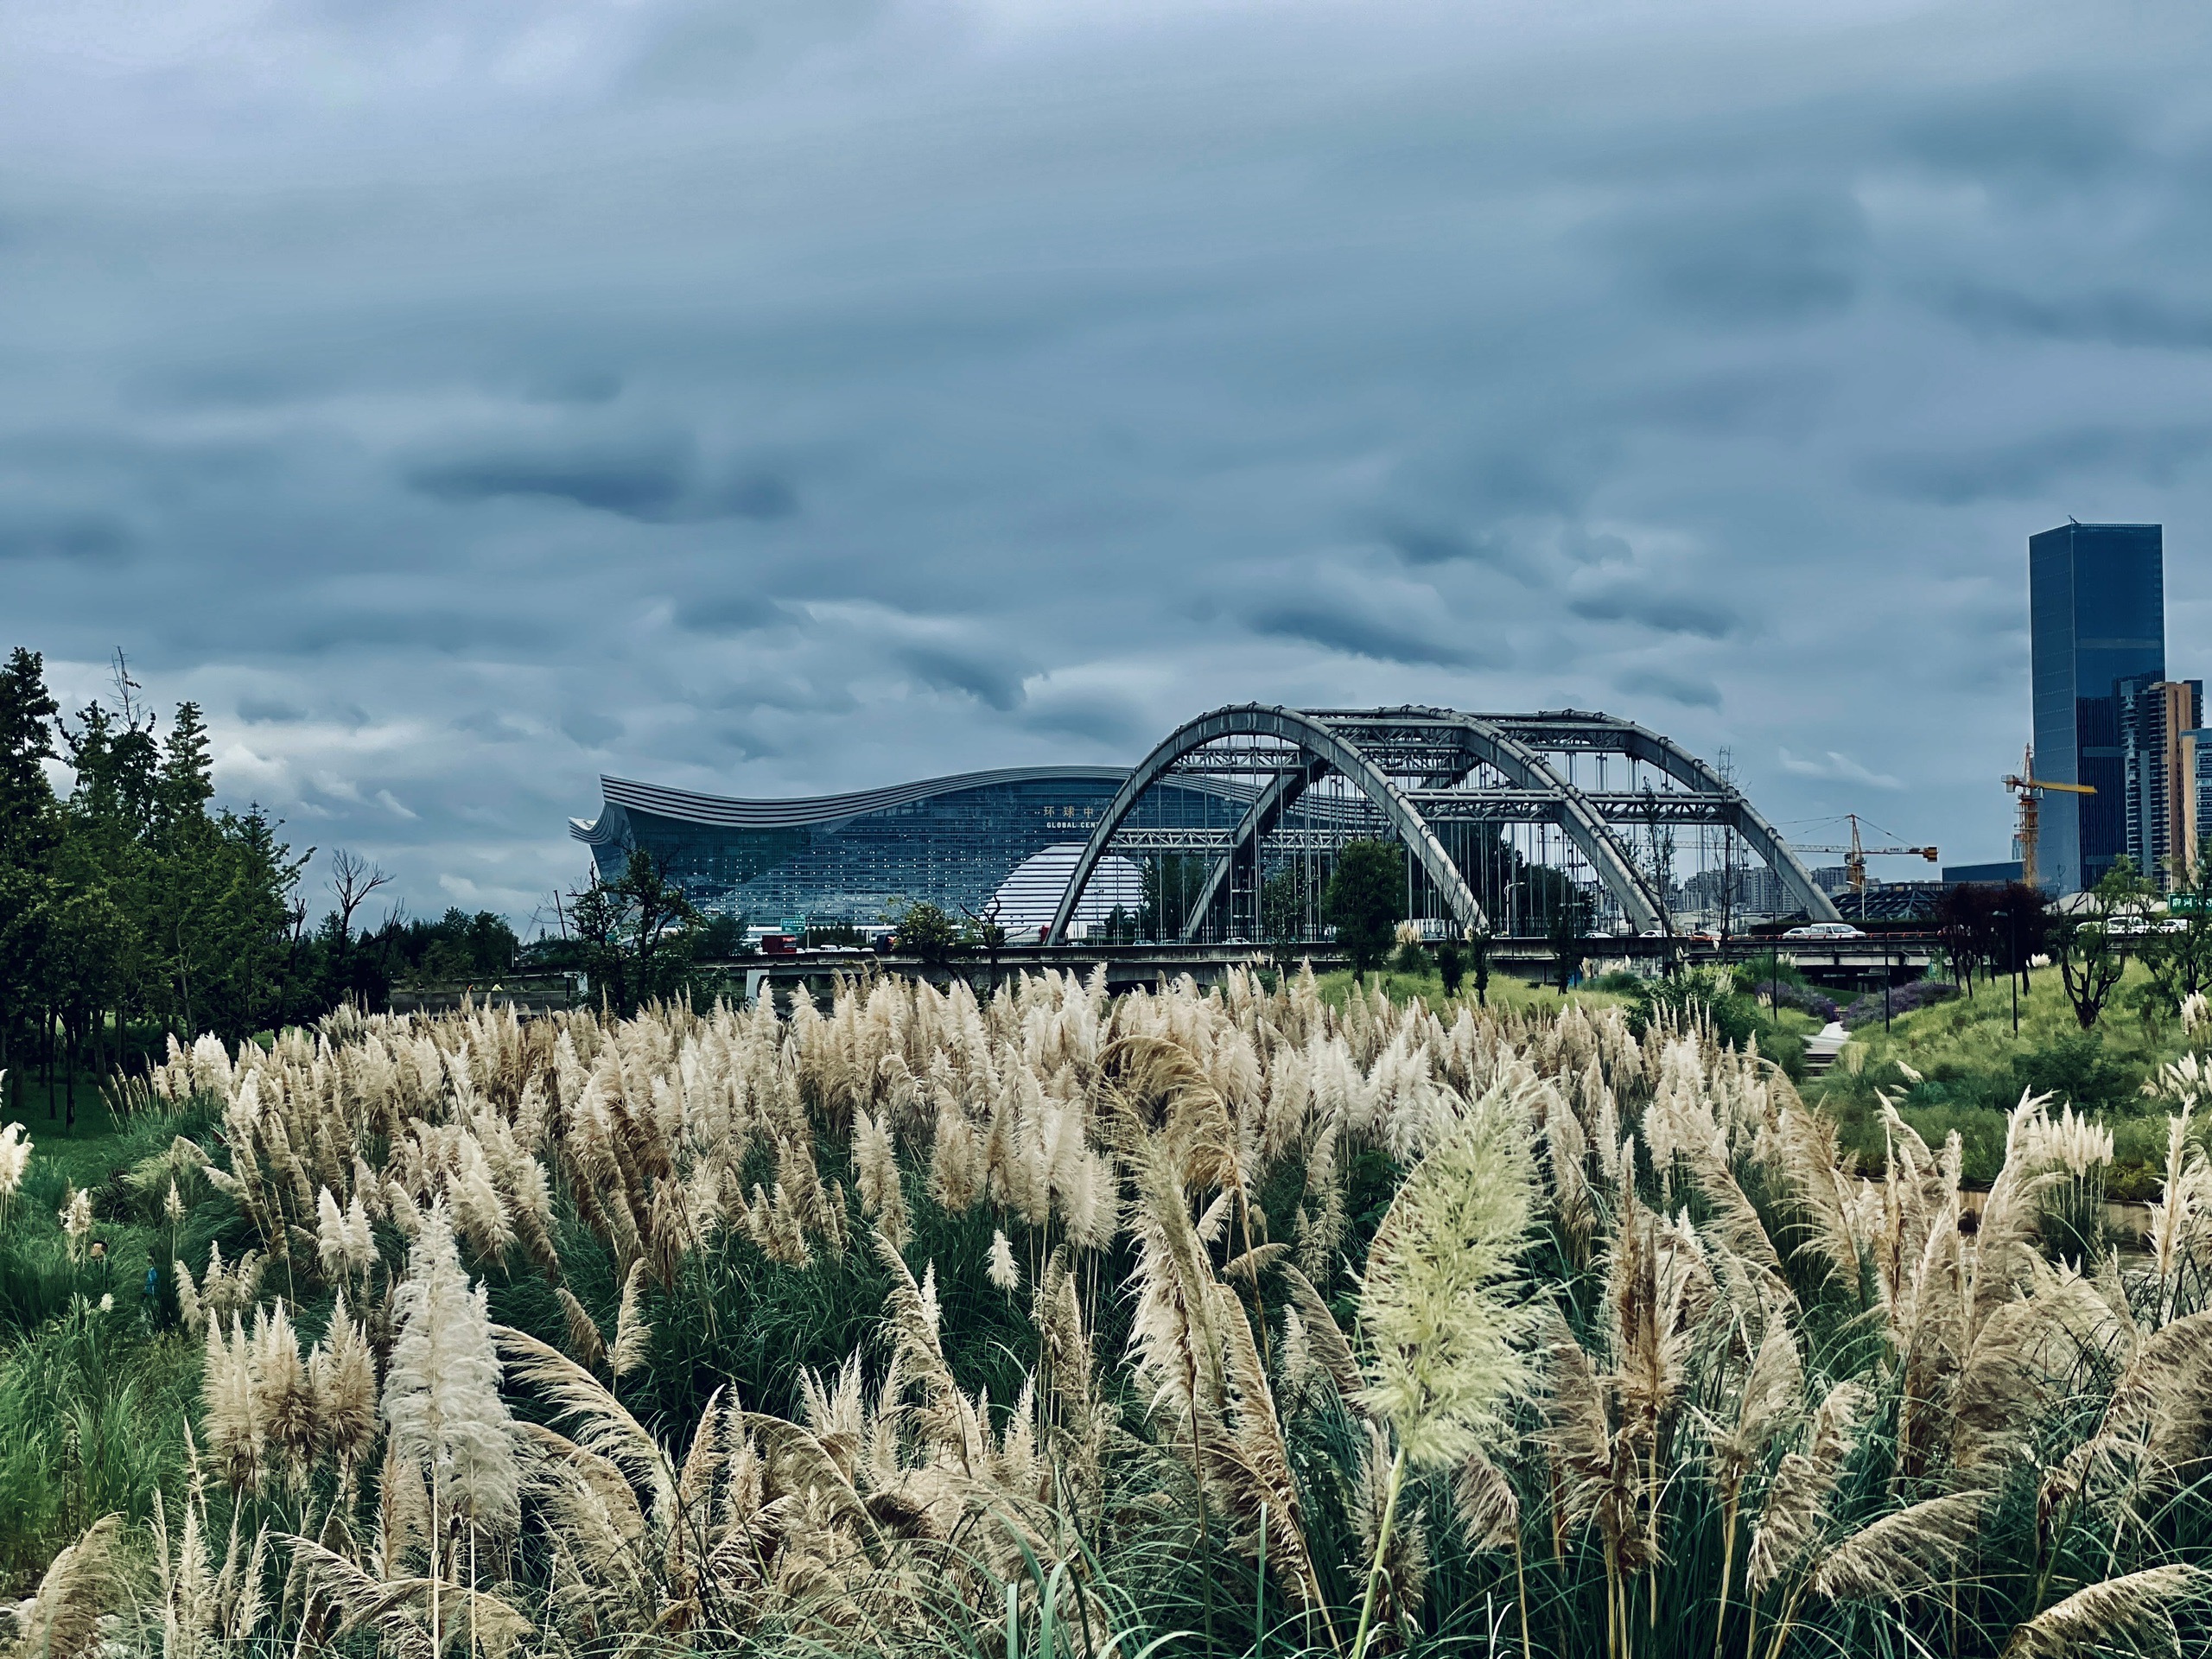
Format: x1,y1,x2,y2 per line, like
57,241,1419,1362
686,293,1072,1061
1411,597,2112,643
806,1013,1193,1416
0,648,542,1128
0,969,2206,1657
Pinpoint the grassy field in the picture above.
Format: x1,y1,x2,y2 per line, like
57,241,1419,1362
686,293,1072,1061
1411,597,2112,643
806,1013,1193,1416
0,969,2206,1654
1807,960,2196,1193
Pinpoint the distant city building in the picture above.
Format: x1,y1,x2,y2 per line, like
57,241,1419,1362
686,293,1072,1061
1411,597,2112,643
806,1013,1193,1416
2029,522,2166,893
1680,863,1785,918
1836,882,1944,924
987,845,1144,939
1943,860,2024,886
2196,732,2212,874
570,768,1241,927
2118,676,2202,888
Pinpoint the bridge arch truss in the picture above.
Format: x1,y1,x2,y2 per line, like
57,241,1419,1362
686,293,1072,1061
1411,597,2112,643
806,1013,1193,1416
1043,704,1839,944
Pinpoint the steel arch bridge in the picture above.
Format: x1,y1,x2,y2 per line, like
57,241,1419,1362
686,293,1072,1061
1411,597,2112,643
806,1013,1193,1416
1043,704,1839,944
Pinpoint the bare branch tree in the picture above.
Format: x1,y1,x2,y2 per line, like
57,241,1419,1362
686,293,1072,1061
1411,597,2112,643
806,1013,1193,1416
329,849,395,944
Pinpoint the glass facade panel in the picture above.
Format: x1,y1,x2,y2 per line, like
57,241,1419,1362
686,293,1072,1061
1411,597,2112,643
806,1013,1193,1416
2028,523,2164,891
572,767,1240,926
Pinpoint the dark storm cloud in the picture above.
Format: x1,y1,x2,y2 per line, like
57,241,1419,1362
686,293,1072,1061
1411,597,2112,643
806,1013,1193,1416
675,594,783,635
1246,602,1483,669
560,710,624,748
896,645,1028,712
8,0,2212,915
1566,582,1738,640
413,450,690,518
1021,696,1149,747
1376,521,1536,583
0,511,131,563
1894,86,2138,193
1863,425,2212,505
1936,284,2212,352
1615,666,1721,710
1601,190,1868,326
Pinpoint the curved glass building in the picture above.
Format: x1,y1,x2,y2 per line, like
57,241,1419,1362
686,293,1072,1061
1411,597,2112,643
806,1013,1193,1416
570,767,1236,929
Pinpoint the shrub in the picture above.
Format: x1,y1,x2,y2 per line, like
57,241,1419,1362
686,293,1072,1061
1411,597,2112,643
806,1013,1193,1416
1436,941,1464,996
1769,982,1841,1023
2010,1031,2141,1116
1840,979,1960,1028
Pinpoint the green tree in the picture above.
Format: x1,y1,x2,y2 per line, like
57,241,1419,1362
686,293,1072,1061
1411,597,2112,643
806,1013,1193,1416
1545,901,1585,991
0,650,60,1113
1326,839,1406,979
0,648,60,861
2056,857,2155,1030
893,900,960,964
1436,939,1465,997
2142,847,2212,1014
1139,855,1211,941
568,851,701,1015
1261,862,1317,944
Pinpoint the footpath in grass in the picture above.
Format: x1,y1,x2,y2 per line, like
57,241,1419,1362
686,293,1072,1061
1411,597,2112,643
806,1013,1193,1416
1807,960,2198,1195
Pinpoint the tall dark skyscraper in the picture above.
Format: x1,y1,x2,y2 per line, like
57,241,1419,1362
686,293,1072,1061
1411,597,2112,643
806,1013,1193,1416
2029,522,2165,892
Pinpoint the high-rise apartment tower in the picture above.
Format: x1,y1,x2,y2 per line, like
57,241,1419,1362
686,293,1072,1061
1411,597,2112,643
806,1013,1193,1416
2029,522,2165,892
2119,676,2203,887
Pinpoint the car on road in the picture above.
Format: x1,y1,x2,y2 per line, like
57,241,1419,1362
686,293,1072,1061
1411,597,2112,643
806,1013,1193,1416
1783,921,1866,940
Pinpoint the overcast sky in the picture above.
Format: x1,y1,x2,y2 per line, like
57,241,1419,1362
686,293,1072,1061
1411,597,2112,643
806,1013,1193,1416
8,0,2211,922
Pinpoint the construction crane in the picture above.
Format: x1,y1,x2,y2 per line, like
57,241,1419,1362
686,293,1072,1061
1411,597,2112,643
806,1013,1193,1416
1793,814,1940,896
2003,744,2094,890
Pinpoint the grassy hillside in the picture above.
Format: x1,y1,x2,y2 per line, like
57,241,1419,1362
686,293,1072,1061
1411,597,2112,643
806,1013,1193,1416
1808,961,2196,1195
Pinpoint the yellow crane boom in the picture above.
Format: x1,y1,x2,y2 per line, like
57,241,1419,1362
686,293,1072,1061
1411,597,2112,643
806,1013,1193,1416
2004,744,2094,891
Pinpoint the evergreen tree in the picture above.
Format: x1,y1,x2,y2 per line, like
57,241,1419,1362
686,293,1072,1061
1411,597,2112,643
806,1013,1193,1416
1325,839,1407,979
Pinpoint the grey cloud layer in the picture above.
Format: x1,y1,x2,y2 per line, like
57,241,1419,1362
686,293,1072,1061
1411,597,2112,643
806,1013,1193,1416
5,0,2212,916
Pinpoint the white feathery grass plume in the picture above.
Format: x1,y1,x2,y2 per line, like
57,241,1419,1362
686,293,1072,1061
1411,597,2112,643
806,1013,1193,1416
1746,1379,1869,1594
987,1229,1020,1293
315,1187,351,1279
1350,1420,1430,1634
918,1259,943,1343
201,1313,264,1494
1356,1080,1538,1466
2148,1105,2212,1324
0,1118,30,1205
382,1203,520,1536
1451,1444,1520,1553
310,1293,381,1469
2001,1563,2210,1658
449,1134,515,1260
610,1259,652,1380
555,1287,607,1371
1347,1080,1536,1659
175,1257,205,1335
252,1300,319,1485
852,1107,910,1246
1809,1489,1989,1602
57,1186,92,1259
5,1512,119,1659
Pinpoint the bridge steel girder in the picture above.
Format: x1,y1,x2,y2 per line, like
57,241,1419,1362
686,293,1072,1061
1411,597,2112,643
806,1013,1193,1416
1045,705,1491,945
1484,713,1842,924
1046,703,1834,946
1175,712,1669,941
1179,755,1331,939
1424,713,1669,934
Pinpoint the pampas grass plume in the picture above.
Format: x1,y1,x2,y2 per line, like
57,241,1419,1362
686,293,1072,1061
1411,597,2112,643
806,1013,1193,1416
1356,1082,1538,1466
382,1203,519,1535
988,1229,1020,1293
